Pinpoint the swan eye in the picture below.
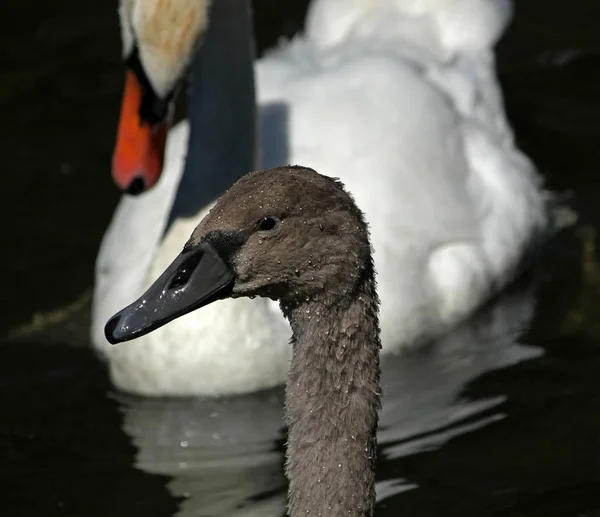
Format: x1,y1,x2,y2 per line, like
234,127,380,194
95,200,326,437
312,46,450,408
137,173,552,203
257,217,278,231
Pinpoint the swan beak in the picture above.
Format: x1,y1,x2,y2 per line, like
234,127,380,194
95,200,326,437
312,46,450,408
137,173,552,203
104,242,234,344
112,71,169,195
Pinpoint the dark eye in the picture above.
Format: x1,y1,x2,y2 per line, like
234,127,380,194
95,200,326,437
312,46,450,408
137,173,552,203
257,217,278,231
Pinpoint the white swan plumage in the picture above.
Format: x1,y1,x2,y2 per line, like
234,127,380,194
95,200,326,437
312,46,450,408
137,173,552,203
92,0,547,396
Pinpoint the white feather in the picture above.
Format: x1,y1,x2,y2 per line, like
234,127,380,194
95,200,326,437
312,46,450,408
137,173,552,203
92,0,546,396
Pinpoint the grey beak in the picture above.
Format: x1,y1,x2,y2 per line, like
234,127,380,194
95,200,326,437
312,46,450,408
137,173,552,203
104,242,234,344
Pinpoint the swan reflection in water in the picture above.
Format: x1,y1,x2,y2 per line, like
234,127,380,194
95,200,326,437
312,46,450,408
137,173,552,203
116,277,542,517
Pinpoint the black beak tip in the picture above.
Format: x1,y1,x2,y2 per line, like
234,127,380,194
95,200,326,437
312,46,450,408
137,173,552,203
125,176,146,196
104,314,124,345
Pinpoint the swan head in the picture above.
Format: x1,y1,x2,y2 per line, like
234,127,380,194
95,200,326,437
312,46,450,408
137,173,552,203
104,165,373,344
113,0,211,194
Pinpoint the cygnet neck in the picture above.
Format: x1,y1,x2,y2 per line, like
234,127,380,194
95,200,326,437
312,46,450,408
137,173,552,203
283,275,381,517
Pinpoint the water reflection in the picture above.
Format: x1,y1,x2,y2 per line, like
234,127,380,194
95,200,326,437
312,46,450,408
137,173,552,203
378,281,540,463
118,276,541,516
118,388,287,517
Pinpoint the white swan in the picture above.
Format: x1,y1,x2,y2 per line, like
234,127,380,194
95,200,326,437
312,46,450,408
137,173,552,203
92,0,547,396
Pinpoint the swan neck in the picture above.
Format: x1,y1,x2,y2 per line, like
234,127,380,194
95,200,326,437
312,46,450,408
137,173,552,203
284,282,381,517
170,0,256,220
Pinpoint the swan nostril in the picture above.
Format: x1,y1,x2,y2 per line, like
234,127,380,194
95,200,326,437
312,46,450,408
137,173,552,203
126,176,146,196
169,270,190,290
168,252,204,290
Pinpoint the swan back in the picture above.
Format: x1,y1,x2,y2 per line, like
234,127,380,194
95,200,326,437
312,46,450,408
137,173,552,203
304,0,512,55
257,0,546,347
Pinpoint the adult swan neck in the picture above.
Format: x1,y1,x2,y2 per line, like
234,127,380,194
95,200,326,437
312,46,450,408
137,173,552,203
168,0,257,224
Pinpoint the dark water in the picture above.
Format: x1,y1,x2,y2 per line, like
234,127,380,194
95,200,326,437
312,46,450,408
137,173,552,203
2,1,600,516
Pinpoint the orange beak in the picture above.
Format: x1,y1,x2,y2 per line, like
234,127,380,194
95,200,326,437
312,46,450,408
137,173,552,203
112,71,170,194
